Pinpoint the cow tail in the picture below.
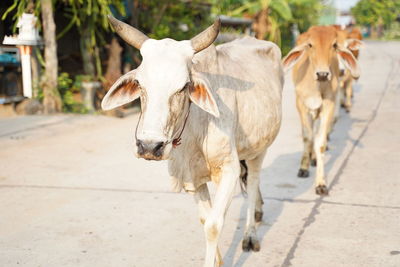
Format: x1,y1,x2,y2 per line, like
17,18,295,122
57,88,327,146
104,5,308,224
239,160,248,197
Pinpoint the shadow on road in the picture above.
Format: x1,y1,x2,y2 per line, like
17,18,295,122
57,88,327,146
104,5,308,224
222,106,357,267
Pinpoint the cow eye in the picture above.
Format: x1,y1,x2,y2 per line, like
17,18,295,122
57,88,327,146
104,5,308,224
308,43,312,48
333,43,338,49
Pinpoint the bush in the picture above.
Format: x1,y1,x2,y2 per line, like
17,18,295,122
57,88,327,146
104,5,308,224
57,72,88,114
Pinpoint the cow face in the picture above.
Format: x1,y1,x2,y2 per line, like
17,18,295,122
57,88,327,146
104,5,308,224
101,16,220,160
283,26,360,80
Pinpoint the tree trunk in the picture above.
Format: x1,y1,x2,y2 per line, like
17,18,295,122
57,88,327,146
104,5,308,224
98,37,123,114
30,47,41,97
253,8,269,40
80,26,96,77
41,0,62,113
103,38,122,90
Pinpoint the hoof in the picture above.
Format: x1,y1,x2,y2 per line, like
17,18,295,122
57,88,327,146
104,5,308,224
255,211,263,223
311,159,317,167
345,107,351,113
242,236,260,252
315,185,328,195
297,168,309,178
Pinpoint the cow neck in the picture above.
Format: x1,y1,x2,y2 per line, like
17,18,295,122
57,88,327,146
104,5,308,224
134,100,191,149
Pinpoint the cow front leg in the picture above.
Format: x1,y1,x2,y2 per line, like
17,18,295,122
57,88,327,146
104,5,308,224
344,79,353,112
296,98,314,178
203,160,240,267
314,98,335,195
193,183,223,267
242,151,266,252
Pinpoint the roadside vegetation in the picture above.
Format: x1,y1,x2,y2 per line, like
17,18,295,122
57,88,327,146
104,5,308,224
351,0,400,40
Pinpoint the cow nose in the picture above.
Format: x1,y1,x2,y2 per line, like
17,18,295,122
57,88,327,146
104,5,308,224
136,139,165,158
316,71,330,81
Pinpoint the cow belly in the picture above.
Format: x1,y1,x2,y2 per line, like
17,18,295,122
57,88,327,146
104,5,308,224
236,113,281,160
236,86,282,160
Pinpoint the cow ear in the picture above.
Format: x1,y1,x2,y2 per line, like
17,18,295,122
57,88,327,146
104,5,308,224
101,70,140,110
346,39,363,51
337,47,360,79
189,74,219,117
282,43,308,72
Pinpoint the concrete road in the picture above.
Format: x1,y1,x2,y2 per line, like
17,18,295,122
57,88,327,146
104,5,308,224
0,41,399,267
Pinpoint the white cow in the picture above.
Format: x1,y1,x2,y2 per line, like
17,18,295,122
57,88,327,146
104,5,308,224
102,15,283,267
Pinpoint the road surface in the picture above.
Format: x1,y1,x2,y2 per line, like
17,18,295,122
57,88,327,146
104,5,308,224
0,41,399,267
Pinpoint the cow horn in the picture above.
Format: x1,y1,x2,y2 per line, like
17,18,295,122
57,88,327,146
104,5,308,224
191,18,221,53
108,15,149,50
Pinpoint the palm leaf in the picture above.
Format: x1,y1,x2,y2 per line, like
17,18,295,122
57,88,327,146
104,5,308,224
270,0,293,21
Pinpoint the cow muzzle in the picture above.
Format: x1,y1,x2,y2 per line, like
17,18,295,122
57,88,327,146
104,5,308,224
316,71,331,82
136,139,165,160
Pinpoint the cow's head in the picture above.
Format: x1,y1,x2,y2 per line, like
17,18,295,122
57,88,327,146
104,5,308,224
283,26,360,81
102,15,220,160
336,28,363,76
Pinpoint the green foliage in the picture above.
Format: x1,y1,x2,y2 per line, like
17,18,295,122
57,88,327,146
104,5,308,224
280,0,321,54
384,23,400,40
135,0,212,41
214,0,293,44
61,0,126,79
57,72,88,113
351,0,400,27
213,0,321,54
60,0,125,38
287,0,321,31
211,0,247,15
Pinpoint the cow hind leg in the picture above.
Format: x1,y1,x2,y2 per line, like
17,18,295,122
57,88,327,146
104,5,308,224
344,79,353,113
240,160,263,222
242,151,266,252
255,187,264,222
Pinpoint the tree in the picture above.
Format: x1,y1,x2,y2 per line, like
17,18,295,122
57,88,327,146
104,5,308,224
40,0,62,113
352,0,400,28
213,0,293,44
280,0,322,54
61,0,125,79
213,0,321,53
2,0,63,112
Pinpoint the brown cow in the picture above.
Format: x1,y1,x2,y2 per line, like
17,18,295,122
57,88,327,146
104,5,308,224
339,27,363,112
282,26,359,195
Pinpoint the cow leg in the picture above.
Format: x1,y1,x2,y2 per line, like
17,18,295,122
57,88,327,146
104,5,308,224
240,160,263,222
255,187,264,222
203,159,240,267
313,98,335,195
242,151,266,252
334,86,341,123
344,79,353,112
193,184,223,267
340,80,347,108
296,98,314,178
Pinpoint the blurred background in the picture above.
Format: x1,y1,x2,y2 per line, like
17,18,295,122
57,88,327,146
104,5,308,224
0,0,399,116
